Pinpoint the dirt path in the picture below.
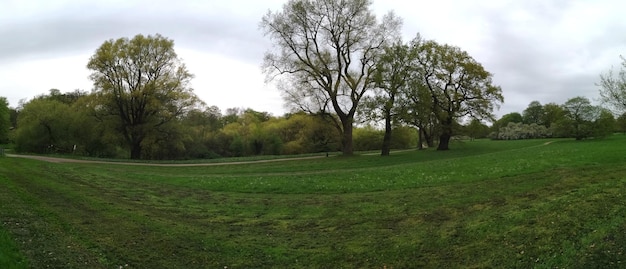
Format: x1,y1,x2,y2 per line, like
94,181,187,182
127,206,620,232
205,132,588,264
5,140,557,167
5,154,328,167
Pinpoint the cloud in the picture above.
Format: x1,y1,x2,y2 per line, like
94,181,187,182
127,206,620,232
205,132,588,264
2,0,626,118
0,0,283,61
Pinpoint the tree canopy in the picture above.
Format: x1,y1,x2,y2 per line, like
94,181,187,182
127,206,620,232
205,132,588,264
522,101,544,125
365,40,413,155
414,40,503,150
87,34,200,159
556,96,613,140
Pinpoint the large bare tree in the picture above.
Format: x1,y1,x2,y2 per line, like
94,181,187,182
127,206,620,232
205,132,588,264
261,0,401,155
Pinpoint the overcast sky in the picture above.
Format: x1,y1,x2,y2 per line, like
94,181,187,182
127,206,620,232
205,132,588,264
1,0,625,118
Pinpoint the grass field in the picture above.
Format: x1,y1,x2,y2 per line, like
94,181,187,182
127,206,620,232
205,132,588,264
1,136,626,268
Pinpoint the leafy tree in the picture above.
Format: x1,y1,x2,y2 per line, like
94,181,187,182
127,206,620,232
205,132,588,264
14,98,74,153
44,89,87,105
491,112,523,136
414,40,503,150
465,119,490,140
364,41,412,156
390,126,418,149
214,109,286,157
397,84,439,149
222,107,242,126
87,34,200,159
594,108,615,138
353,125,383,151
541,102,565,128
184,107,223,135
70,95,120,157
598,56,626,114
0,97,9,144
261,0,401,155
558,96,600,140
9,107,18,129
493,112,523,129
180,106,223,158
522,101,544,125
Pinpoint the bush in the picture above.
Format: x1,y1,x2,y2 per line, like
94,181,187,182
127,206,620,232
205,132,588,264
491,122,550,140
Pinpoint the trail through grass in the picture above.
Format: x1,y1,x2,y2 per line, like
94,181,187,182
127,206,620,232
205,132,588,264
1,137,626,267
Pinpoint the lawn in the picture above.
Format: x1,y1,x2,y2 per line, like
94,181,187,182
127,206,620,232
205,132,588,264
1,136,625,268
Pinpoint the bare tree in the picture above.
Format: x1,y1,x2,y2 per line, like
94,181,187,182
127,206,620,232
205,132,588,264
598,56,626,114
261,0,401,155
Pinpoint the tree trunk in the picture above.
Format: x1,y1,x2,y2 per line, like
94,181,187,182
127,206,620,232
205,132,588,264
417,127,424,150
381,111,392,156
130,141,142,159
437,132,451,150
341,119,354,156
437,121,453,151
426,136,435,148
422,125,435,148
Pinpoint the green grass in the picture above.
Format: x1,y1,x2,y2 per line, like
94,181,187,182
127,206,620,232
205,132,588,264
1,137,626,268
0,227,28,269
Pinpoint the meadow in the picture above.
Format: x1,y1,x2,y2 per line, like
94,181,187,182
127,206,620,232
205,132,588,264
1,136,625,268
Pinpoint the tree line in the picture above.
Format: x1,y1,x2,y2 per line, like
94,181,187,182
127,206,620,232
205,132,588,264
2,0,626,159
1,89,419,159
489,97,621,141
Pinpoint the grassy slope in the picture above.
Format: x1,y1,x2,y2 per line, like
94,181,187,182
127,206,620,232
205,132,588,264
0,137,625,268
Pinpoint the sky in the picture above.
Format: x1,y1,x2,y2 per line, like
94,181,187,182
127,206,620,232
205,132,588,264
1,0,625,118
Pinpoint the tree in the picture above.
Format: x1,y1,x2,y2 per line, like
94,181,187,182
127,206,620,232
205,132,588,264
559,96,599,140
353,125,384,151
522,101,544,125
594,108,615,138
364,41,412,156
396,47,439,150
390,126,418,149
9,107,18,130
87,34,200,159
69,95,120,157
493,122,550,140
261,0,401,155
541,102,564,129
465,119,490,140
0,97,9,143
180,106,224,158
14,98,74,153
275,113,339,154
414,40,503,150
598,56,626,114
44,88,87,105
492,112,523,132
